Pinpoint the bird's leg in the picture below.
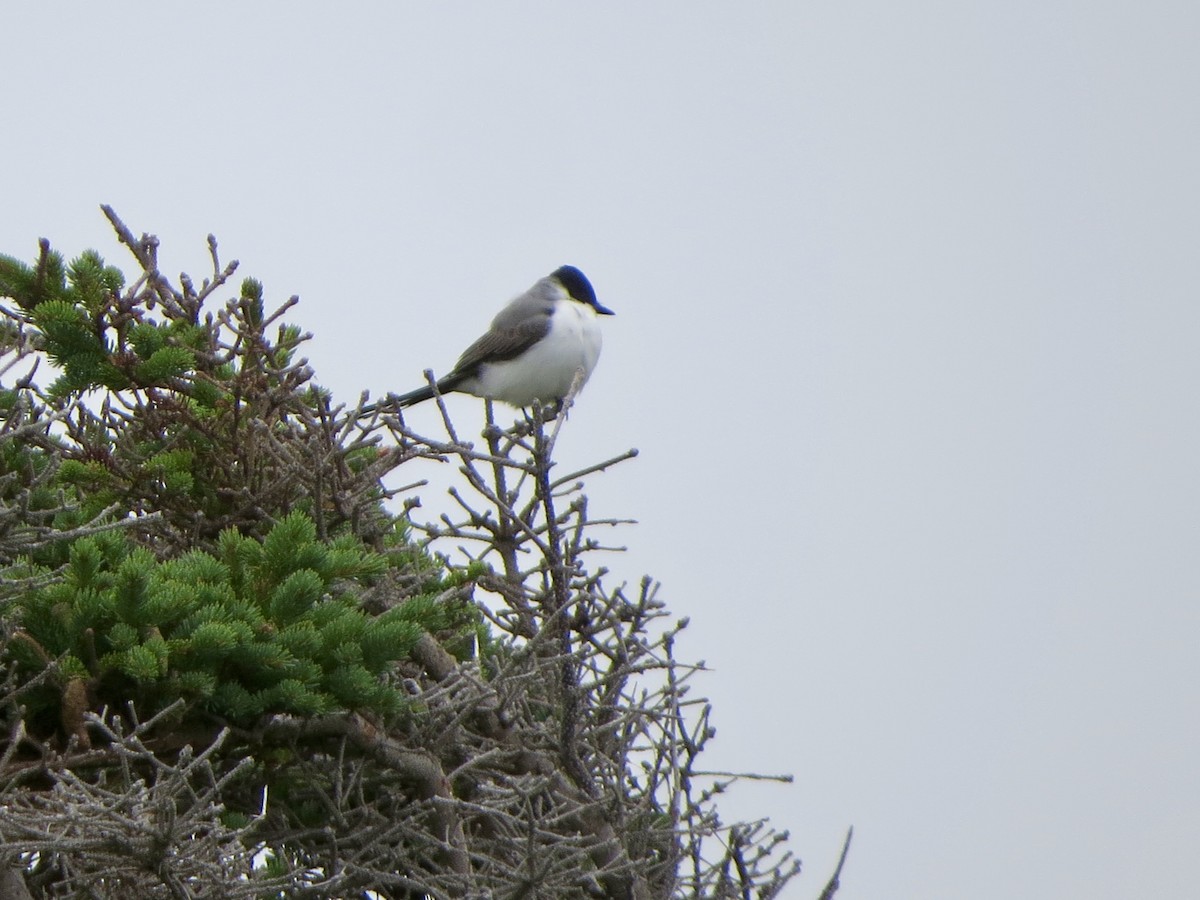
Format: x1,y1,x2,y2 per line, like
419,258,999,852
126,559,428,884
527,400,563,422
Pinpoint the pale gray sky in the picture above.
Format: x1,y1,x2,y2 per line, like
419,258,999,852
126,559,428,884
5,4,1199,898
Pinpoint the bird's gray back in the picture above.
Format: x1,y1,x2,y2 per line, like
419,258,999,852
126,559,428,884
489,278,559,331
451,279,557,375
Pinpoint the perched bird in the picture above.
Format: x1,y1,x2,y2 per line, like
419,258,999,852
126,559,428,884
392,265,614,409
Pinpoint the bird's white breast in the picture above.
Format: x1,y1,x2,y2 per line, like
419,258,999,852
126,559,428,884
474,300,603,406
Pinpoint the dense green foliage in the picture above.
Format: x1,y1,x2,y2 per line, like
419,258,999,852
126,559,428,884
11,513,480,733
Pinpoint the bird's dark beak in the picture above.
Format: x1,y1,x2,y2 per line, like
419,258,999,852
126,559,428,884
594,302,615,316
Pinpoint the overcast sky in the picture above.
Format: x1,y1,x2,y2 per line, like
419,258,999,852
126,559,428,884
5,3,1199,898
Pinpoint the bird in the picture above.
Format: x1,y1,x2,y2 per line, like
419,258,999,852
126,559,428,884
390,265,614,410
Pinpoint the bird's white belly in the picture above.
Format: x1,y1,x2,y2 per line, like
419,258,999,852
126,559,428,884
474,303,603,406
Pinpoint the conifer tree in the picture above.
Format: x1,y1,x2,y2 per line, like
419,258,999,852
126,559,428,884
0,210,825,899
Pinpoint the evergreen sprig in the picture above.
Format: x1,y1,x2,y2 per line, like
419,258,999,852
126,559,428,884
10,512,477,730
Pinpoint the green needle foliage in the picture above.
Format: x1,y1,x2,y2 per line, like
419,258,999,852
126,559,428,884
11,512,477,734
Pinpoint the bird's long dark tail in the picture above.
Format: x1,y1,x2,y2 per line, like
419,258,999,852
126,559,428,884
362,373,466,414
393,384,438,407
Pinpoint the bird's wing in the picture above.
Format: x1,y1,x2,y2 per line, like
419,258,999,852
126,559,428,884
450,288,555,375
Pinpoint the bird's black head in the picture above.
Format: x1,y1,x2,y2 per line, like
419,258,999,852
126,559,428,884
552,265,614,315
